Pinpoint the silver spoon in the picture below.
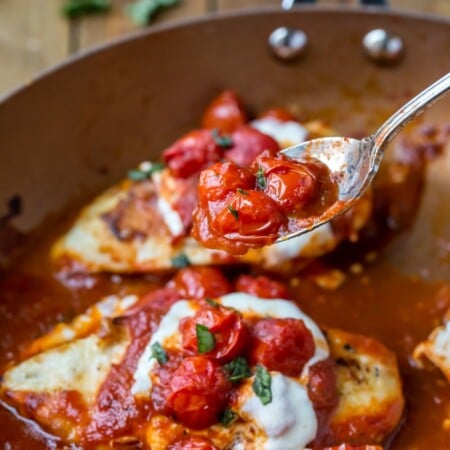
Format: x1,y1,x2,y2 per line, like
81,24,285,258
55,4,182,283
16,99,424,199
278,71,450,242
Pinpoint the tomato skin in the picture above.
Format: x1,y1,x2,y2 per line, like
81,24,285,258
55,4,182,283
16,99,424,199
307,358,338,411
259,107,298,122
225,126,280,168
235,274,290,299
162,129,223,178
179,305,249,363
250,318,315,376
166,356,231,429
212,190,284,242
170,436,219,450
170,267,231,300
198,161,254,202
255,152,318,214
202,90,247,133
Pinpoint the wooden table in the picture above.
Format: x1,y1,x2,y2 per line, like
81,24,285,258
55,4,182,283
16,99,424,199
0,0,449,97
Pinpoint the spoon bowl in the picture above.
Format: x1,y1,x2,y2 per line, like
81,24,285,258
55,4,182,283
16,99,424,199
278,71,450,243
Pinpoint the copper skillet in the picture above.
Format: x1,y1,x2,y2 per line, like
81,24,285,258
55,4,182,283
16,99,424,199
2,3,449,278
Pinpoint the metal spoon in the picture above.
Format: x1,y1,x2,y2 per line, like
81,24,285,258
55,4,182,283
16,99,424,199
278,71,450,242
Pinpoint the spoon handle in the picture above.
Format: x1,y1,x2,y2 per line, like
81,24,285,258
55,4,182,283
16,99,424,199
372,71,450,149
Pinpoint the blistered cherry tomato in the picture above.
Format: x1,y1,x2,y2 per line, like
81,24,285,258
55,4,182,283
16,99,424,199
170,437,219,450
235,274,289,299
179,304,248,362
307,358,338,411
198,161,254,202
212,190,284,242
225,126,280,168
166,356,231,429
250,318,315,376
255,153,318,214
162,129,223,178
259,108,297,122
171,267,231,300
201,90,247,133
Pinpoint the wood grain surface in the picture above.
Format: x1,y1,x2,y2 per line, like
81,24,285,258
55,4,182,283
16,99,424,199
0,0,448,96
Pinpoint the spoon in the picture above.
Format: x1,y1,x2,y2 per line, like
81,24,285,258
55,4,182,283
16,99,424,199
278,71,450,242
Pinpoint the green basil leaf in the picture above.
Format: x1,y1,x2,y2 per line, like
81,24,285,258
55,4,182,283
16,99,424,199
171,253,191,268
205,298,220,308
128,0,179,26
224,356,252,382
62,0,111,18
256,167,267,190
227,205,239,220
127,162,165,181
252,365,272,405
220,407,238,426
196,324,216,354
212,129,233,148
237,188,248,195
151,342,168,365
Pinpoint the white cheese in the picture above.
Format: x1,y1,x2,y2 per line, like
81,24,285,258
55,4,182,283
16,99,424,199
239,373,317,450
251,118,308,148
262,223,336,266
157,196,184,237
433,322,450,358
131,300,196,396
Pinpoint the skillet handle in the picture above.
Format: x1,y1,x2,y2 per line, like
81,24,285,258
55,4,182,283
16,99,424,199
282,0,387,7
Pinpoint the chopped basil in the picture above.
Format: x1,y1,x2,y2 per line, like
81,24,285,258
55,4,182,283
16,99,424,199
151,342,168,365
227,205,239,220
171,253,191,268
220,407,238,426
237,188,248,195
196,324,216,354
224,356,252,382
256,167,267,190
253,365,272,405
62,0,111,18
127,162,165,181
128,0,179,26
212,129,233,148
205,298,220,308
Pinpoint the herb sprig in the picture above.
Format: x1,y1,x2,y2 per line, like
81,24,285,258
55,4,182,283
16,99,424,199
256,167,267,190
252,365,272,405
224,356,252,383
196,324,216,354
151,342,168,365
227,205,239,220
62,0,111,18
128,161,165,181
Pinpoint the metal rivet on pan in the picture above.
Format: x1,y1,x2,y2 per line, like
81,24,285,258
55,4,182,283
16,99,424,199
269,27,308,61
363,29,404,64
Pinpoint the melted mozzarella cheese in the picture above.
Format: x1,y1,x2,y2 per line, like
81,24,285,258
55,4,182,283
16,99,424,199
239,373,317,450
261,224,336,266
131,300,196,396
156,197,184,237
251,118,308,147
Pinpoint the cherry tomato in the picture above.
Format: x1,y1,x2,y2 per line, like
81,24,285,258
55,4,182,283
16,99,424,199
170,437,219,450
212,190,284,243
179,304,248,362
235,274,289,299
171,267,232,300
225,126,280,168
259,107,298,122
201,90,247,133
255,153,318,214
166,356,231,429
250,318,315,376
307,358,338,411
198,161,254,202
162,129,223,178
